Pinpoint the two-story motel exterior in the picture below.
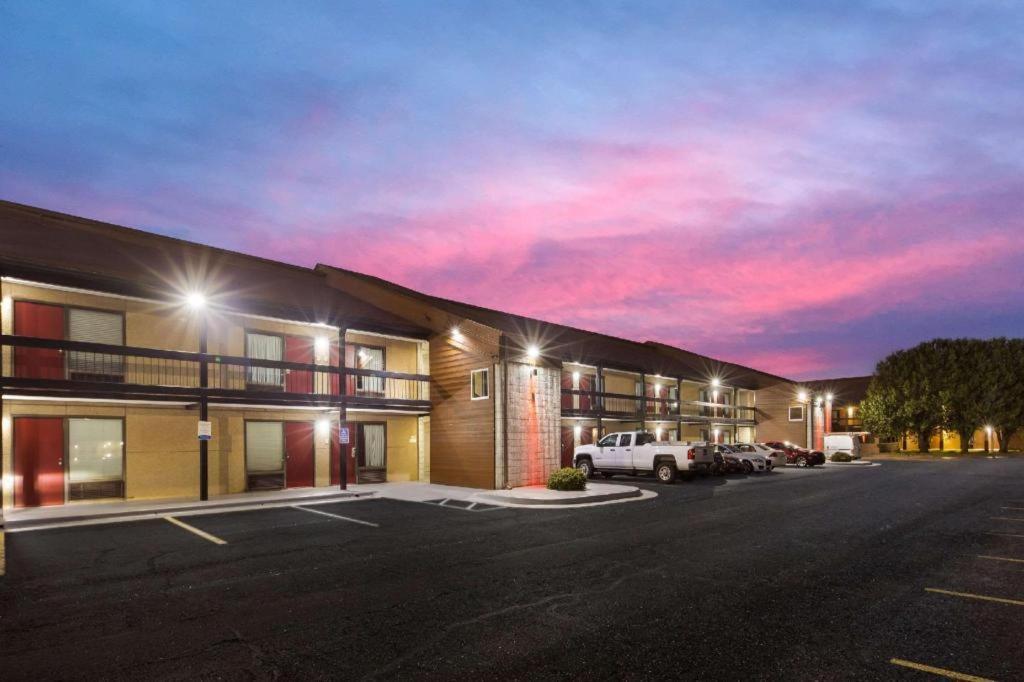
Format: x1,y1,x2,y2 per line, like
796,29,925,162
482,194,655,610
1,201,812,509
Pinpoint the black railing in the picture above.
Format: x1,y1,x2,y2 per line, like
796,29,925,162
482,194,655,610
1,335,430,409
561,388,756,423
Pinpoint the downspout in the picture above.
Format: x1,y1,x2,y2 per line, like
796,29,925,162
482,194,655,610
500,334,510,489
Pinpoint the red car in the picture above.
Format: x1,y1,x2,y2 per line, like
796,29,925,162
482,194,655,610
764,441,825,467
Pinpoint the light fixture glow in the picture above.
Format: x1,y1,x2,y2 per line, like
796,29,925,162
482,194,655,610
826,393,834,402
573,425,582,436
450,327,463,341
572,371,580,381
711,378,720,387
186,292,206,310
526,345,540,359
316,419,330,439
797,391,808,402
314,336,330,356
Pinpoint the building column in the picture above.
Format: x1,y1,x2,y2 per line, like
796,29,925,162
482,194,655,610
595,366,603,438
338,327,348,490
198,308,209,501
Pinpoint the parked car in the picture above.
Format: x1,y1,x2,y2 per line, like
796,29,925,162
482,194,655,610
734,443,785,469
764,441,826,467
824,434,862,460
573,431,714,483
716,443,769,473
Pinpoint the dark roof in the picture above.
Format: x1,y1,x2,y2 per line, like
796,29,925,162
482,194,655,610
805,375,873,404
317,264,795,389
0,200,429,338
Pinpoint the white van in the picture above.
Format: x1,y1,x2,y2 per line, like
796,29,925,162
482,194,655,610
824,434,862,459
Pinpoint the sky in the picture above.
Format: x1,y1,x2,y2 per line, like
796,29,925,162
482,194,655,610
2,1,1023,380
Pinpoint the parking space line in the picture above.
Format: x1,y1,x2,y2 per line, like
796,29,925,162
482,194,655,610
291,505,379,527
1000,507,1024,511
977,555,1024,564
165,516,227,545
987,532,1024,539
925,587,1024,607
990,517,1024,522
889,658,993,681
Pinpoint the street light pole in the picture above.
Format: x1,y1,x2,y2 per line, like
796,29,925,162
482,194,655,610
198,310,209,501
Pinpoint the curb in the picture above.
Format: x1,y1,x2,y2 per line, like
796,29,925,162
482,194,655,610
477,485,645,507
3,491,376,532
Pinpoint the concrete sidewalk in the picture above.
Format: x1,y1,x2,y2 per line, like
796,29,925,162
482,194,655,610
2,486,375,531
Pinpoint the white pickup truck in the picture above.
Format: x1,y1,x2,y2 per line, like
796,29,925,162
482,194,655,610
573,431,714,483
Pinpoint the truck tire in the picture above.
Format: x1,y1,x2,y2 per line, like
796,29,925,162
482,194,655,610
576,458,594,479
655,461,677,484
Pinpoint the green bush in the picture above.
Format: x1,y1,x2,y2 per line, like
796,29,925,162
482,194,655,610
547,467,587,491
830,451,853,462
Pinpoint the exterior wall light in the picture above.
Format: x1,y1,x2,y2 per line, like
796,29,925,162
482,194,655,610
797,391,808,402
451,327,463,342
526,345,540,360
186,292,206,310
711,378,721,387
572,371,580,381
314,336,330,356
316,419,330,440
826,393,834,402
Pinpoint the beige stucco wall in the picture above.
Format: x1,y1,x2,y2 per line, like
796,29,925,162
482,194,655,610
346,331,423,374
1,400,336,508
602,370,639,395
346,413,420,481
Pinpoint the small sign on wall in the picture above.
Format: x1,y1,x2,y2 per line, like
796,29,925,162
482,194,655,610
339,426,350,445
198,420,213,441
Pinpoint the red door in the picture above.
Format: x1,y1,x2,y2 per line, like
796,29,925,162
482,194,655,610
14,417,65,507
14,301,65,379
330,421,356,485
284,335,314,394
578,375,593,412
561,373,573,411
561,424,575,468
285,421,315,488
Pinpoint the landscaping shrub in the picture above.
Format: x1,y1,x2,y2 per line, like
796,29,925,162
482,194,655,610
547,467,587,491
830,451,853,462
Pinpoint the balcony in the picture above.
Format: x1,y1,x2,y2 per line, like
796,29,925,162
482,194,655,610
561,388,756,424
1,335,430,411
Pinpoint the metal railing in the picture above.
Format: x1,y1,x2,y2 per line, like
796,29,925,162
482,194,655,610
1,335,430,409
561,388,756,423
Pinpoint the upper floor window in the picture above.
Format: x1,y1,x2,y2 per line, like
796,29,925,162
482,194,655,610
355,344,385,394
67,308,124,380
470,367,489,400
789,405,805,421
246,332,284,387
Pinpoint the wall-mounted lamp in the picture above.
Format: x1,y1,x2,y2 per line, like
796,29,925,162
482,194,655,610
186,292,206,310
314,336,330,356
797,391,808,402
526,345,540,360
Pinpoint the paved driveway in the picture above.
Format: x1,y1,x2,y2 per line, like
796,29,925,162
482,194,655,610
2,460,1022,679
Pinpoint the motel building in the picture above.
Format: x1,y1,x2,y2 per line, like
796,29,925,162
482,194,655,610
1,201,812,512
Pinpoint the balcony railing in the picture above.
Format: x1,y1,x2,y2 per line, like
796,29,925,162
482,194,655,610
1,335,430,410
561,388,756,423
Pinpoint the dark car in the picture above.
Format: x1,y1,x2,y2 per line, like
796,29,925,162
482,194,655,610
765,441,825,467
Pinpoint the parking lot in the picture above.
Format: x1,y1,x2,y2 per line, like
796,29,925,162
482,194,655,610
2,460,1023,680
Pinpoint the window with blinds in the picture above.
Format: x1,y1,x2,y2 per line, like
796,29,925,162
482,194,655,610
246,421,285,490
67,308,124,379
246,332,284,387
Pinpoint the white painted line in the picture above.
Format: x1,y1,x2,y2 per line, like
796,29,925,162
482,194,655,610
1001,507,1024,511
978,554,1024,564
987,532,1024,539
467,502,478,510
991,517,1024,522
291,505,379,527
890,658,993,681
439,498,451,506
165,516,227,545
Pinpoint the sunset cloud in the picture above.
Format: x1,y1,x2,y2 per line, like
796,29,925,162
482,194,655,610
2,1,1022,379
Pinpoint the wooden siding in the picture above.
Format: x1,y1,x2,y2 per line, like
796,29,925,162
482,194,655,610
754,379,808,447
321,269,502,488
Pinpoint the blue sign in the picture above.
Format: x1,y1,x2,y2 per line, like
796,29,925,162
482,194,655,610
339,426,350,445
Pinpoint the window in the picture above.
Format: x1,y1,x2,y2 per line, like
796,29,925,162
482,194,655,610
67,308,125,380
618,434,633,447
68,418,124,500
247,332,284,387
789,405,805,421
355,344,385,394
246,421,284,490
598,434,618,447
470,368,490,400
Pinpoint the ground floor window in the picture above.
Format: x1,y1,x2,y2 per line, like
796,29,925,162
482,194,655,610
246,421,285,490
67,418,124,501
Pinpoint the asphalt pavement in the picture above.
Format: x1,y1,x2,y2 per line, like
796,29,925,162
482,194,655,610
2,460,1022,680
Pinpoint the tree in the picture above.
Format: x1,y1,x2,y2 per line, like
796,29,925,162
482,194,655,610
979,338,1024,453
860,380,903,443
